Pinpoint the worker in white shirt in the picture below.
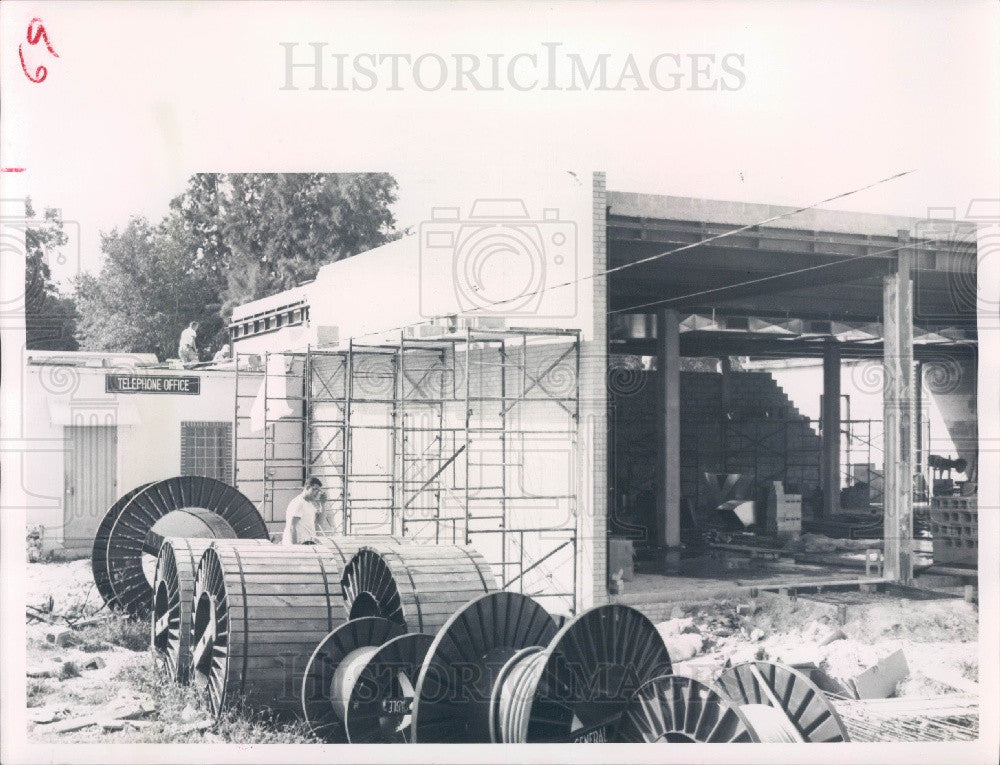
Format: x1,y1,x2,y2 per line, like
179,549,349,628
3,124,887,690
178,321,200,365
281,477,328,545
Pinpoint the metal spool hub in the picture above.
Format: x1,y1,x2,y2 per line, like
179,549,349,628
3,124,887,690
150,538,272,683
105,476,269,618
346,632,435,743
410,592,558,743
341,544,498,635
191,543,346,720
92,482,153,610
490,604,673,743
617,674,759,743
715,660,850,743
301,617,434,743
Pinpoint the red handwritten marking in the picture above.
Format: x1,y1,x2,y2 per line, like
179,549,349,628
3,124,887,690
19,17,58,84
1,168,27,173
27,18,58,57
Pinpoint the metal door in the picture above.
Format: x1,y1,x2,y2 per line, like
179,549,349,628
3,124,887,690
64,426,118,554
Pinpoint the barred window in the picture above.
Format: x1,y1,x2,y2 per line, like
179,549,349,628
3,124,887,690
180,421,233,481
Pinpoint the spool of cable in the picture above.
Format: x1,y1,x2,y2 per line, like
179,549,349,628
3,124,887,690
411,592,558,743
347,632,434,743
341,544,497,634
102,476,269,618
617,674,758,743
150,537,272,683
494,604,673,743
331,644,382,724
715,661,850,743
190,542,347,720
491,647,547,744
302,617,435,743
92,482,154,610
411,593,672,744
301,617,401,740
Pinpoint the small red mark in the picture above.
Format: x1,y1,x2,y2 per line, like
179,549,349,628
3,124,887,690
19,18,59,84
1,168,27,173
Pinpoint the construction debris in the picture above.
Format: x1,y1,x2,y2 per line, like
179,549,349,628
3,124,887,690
833,694,979,742
848,649,909,699
46,628,80,648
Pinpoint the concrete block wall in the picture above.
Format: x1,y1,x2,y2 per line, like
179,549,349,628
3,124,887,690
613,368,823,518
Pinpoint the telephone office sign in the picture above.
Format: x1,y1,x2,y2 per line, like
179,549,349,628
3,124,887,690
105,374,201,395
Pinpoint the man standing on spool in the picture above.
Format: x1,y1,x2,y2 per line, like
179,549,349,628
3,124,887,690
282,477,328,545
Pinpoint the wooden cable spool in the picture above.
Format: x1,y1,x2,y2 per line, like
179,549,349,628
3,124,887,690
314,532,401,569
103,476,269,618
617,674,759,743
92,482,153,610
190,542,348,719
150,537,273,682
410,592,558,743
487,603,673,743
301,616,434,743
715,660,850,742
412,595,672,743
340,543,498,635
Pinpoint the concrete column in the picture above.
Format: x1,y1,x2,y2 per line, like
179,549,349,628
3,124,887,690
883,235,915,582
577,172,609,607
821,340,841,517
656,308,681,567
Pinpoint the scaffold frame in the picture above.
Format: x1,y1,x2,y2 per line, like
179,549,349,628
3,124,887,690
233,326,582,613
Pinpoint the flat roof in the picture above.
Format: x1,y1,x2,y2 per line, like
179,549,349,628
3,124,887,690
607,191,978,241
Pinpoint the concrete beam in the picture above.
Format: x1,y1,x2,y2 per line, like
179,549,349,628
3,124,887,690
656,309,681,564
821,341,842,517
883,234,915,583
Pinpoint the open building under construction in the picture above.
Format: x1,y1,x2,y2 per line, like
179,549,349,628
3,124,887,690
21,173,984,745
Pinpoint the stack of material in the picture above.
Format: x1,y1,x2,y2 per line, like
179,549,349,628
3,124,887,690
929,495,978,567
765,481,801,542
831,694,979,742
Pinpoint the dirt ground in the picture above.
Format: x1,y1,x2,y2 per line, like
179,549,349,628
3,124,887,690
23,558,979,744
24,559,310,744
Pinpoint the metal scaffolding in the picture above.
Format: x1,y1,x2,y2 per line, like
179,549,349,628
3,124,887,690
233,327,582,613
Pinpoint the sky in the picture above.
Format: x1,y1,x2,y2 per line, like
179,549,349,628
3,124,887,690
2,1,997,289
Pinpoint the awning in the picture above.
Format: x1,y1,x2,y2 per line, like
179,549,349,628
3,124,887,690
48,398,141,426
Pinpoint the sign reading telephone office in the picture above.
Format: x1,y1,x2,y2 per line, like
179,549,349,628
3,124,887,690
105,374,201,395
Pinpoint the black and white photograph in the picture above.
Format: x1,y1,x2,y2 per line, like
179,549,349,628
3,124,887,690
1,2,997,764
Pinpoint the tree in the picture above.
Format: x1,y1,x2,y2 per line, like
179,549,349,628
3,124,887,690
74,173,400,357
168,173,230,283
217,173,399,315
74,217,222,359
24,198,78,351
